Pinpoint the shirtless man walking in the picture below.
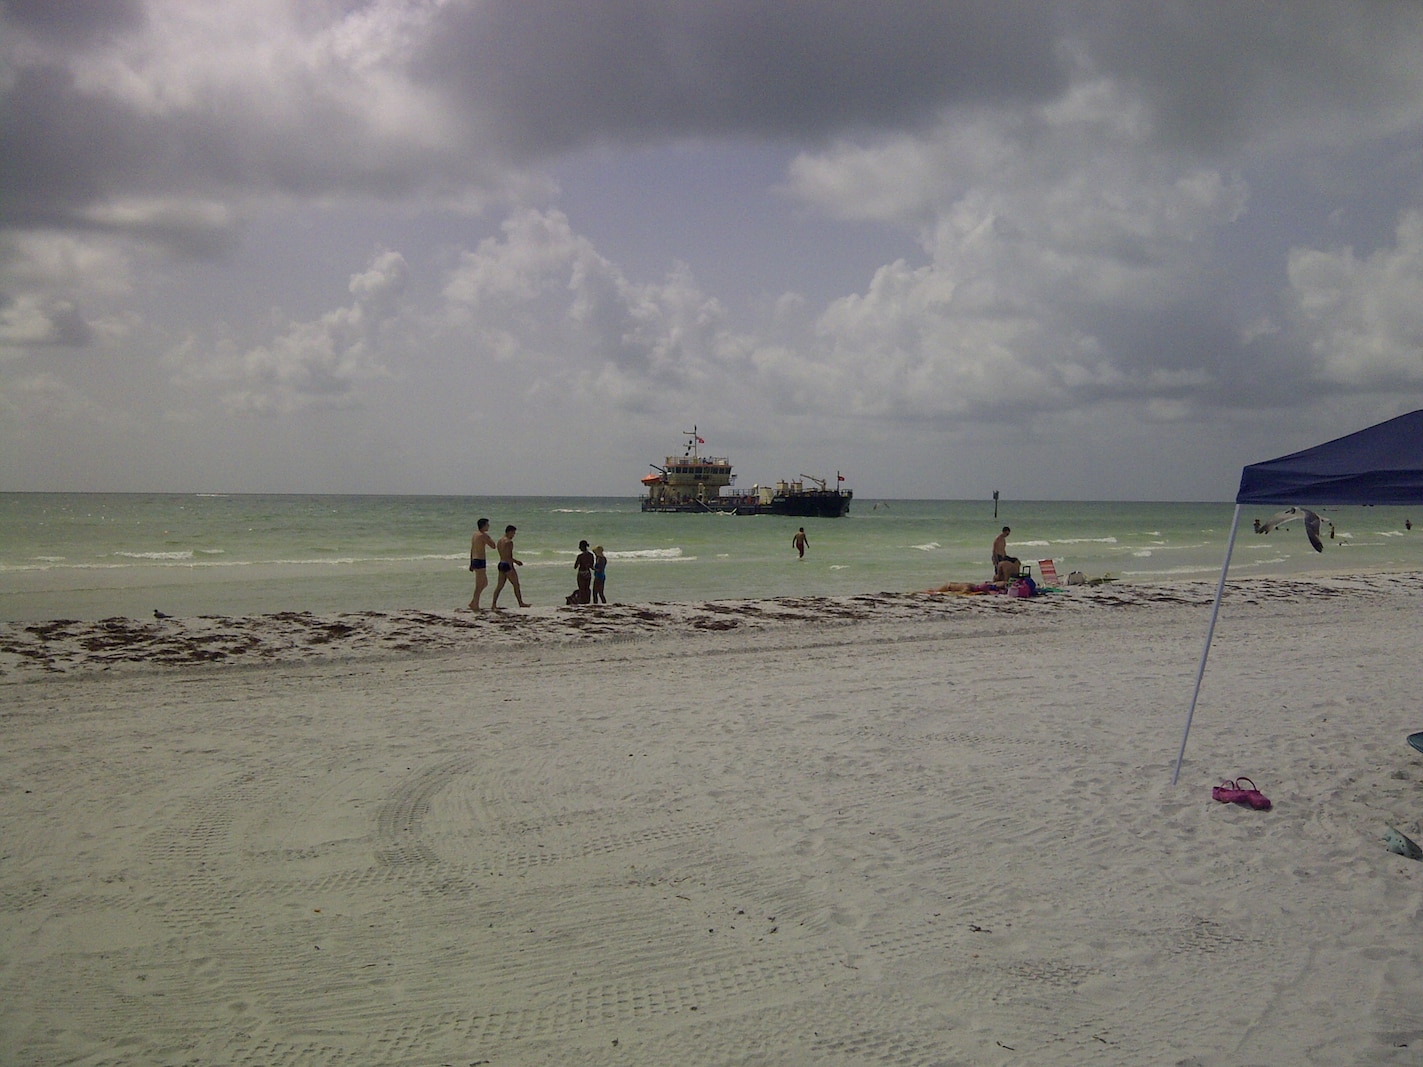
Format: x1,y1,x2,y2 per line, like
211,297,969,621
468,517,496,610
491,525,530,609
992,526,1018,568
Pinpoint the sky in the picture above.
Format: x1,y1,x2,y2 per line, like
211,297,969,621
3,0,1423,500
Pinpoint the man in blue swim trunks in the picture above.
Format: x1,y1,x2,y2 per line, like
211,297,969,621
491,525,530,609
468,517,496,610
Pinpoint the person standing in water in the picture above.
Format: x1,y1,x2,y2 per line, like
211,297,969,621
792,527,809,559
468,517,496,610
491,525,530,609
591,545,608,604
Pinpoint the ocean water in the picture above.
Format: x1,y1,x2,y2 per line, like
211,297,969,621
2,493,1421,622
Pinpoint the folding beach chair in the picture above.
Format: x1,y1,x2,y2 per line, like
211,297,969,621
1037,559,1060,586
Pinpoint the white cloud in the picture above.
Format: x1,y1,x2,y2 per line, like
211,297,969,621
189,247,410,414
0,232,137,353
0,232,133,296
69,0,447,134
0,295,91,349
775,89,1250,418
0,371,116,425
1288,210,1423,387
441,209,750,409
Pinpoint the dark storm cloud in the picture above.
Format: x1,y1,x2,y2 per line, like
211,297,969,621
0,59,440,229
0,0,145,45
1,65,155,226
1082,1,1423,151
411,0,1423,165
0,63,250,258
0,5,480,256
418,0,1071,155
3,0,1417,257
0,0,1077,262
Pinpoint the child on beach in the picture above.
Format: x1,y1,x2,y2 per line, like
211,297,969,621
591,546,607,604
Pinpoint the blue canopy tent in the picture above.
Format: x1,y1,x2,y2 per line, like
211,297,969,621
1173,409,1423,784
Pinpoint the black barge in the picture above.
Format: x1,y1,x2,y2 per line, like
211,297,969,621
640,429,851,518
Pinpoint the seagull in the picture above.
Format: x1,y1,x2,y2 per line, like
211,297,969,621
1257,507,1324,552
154,609,171,619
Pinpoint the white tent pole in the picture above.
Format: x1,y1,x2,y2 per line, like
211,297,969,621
1172,503,1242,785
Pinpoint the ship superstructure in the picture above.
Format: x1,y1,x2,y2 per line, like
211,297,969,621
640,429,851,517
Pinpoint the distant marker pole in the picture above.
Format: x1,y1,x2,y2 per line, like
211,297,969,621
993,490,999,518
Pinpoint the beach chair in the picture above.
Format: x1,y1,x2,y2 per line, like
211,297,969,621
1037,559,1060,586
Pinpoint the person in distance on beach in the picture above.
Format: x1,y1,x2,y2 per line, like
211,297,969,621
991,526,1019,571
468,517,496,610
792,527,809,559
591,546,608,604
927,579,1003,594
573,539,595,604
491,525,529,608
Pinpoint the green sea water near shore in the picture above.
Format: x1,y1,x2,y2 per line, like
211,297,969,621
2,493,1421,622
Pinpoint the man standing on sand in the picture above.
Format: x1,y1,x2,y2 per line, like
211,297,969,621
992,526,1018,570
468,517,496,610
792,527,809,558
491,525,530,608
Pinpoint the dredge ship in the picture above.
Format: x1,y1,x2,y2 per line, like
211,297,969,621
640,429,852,517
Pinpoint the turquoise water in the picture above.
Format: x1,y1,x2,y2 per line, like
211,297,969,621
2,493,1421,621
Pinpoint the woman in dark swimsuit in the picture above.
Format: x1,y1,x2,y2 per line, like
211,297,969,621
573,540,595,604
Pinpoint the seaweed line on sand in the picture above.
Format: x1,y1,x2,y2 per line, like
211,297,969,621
0,575,1418,678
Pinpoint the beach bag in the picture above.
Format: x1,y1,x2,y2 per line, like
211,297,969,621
1067,570,1086,585
1211,777,1271,810
1008,577,1035,598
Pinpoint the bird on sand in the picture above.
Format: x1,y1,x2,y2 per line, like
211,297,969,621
1257,506,1324,552
154,609,171,619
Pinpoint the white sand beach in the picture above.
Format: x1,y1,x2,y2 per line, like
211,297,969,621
3,576,1423,1065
